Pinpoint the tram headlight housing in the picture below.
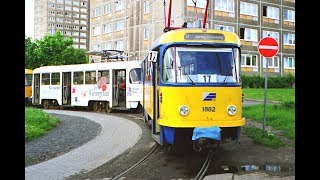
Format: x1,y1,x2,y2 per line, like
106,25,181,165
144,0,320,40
179,105,189,116
227,105,237,116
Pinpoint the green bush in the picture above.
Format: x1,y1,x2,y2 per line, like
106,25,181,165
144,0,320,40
241,74,295,88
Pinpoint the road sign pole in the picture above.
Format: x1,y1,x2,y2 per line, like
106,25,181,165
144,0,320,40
262,58,269,135
258,37,278,136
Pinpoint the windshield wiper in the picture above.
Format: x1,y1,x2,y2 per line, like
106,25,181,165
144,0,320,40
185,74,195,85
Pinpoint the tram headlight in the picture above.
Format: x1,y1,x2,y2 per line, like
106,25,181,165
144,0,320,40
227,105,237,116
179,105,189,116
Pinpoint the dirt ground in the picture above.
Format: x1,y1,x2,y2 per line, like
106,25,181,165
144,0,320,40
68,113,295,179
25,107,295,179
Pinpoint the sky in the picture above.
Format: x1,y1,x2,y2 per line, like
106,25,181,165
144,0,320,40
25,0,34,38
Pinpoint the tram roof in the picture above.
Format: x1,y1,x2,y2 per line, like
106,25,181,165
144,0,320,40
33,60,142,73
151,28,240,50
25,69,33,74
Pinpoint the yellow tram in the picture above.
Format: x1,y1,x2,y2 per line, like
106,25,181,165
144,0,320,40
142,28,245,149
25,69,33,104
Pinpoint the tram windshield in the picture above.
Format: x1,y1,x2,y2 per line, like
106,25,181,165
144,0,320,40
162,47,240,84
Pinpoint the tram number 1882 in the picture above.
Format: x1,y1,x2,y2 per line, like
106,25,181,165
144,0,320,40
202,107,215,112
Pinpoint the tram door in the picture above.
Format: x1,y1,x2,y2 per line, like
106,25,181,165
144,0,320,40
62,72,71,105
33,74,40,104
112,69,126,107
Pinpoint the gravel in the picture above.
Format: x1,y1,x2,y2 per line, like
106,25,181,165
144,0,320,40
25,113,102,167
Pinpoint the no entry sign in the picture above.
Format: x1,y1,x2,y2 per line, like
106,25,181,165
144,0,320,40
258,37,279,58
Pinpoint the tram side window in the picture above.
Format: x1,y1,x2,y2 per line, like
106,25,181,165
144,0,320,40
51,73,60,85
42,73,50,85
129,68,142,84
25,74,32,86
73,71,84,85
85,71,96,84
98,70,110,84
162,49,174,82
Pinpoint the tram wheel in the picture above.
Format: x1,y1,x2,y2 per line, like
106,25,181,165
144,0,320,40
92,102,99,112
43,100,50,109
106,102,112,113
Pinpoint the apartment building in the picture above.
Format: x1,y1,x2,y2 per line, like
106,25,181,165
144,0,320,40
89,0,295,76
34,0,90,50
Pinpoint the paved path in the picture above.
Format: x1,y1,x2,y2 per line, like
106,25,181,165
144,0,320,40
25,110,142,180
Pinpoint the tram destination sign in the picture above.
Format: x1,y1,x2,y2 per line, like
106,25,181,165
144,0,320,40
184,33,225,41
258,37,279,58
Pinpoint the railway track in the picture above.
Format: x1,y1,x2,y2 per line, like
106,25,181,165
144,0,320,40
194,149,214,180
110,144,159,180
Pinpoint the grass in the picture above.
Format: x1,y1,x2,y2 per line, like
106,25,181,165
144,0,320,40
242,88,295,148
243,126,283,149
242,88,295,102
25,107,61,142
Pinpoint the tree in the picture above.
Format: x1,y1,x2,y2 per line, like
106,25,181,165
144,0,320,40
25,31,88,69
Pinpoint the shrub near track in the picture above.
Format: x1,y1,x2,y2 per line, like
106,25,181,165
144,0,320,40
25,107,61,142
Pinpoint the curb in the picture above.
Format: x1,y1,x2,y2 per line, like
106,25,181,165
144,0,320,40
244,98,281,104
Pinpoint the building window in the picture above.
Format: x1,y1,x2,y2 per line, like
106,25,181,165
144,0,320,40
115,0,124,11
80,20,87,25
80,32,87,37
263,6,279,19
115,21,124,31
115,41,124,51
144,1,150,14
80,39,86,43
65,6,71,11
65,0,71,5
213,24,234,32
187,0,206,8
262,56,279,68
102,42,112,50
93,45,101,51
241,54,257,67
283,33,295,45
48,4,55,8
240,1,258,16
262,30,279,41
103,23,112,33
240,28,257,42
144,27,149,40
73,1,80,6
283,9,295,22
92,27,101,36
284,57,295,69
92,7,101,17
215,0,234,13
73,7,80,12
65,31,72,36
103,3,112,14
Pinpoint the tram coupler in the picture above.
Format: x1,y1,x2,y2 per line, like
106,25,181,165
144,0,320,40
192,126,221,152
193,138,220,152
